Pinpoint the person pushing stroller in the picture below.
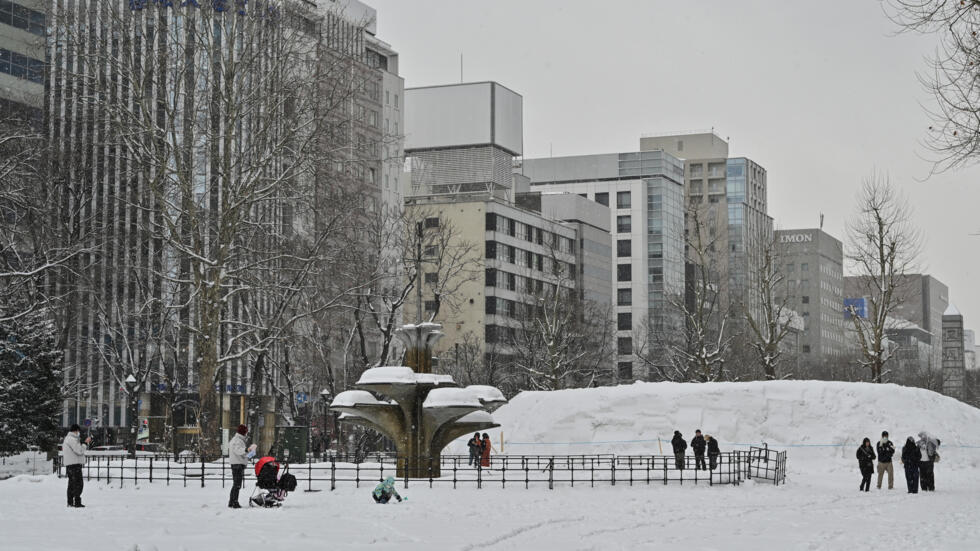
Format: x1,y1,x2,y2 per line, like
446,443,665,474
372,476,402,504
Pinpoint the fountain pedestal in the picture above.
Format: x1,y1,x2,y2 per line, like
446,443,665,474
330,323,506,478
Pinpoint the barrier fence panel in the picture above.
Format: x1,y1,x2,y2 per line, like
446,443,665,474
55,450,782,490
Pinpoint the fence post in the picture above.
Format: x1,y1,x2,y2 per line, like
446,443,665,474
547,458,553,490
200,458,205,488
183,460,187,488
150,457,153,484
221,456,225,489
501,456,506,489
610,457,616,487
525,457,529,489
166,457,170,486
330,458,336,491
477,463,482,490
663,456,667,485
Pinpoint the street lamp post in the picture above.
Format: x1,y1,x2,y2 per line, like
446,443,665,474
125,374,137,458
319,389,332,458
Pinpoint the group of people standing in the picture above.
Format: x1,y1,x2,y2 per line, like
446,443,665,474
466,433,495,468
672,430,721,470
856,431,940,493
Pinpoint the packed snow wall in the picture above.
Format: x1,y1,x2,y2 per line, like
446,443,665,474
449,381,980,471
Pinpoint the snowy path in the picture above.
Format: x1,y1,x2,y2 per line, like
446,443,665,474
2,466,976,550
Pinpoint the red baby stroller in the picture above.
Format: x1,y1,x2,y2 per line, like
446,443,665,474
250,457,298,508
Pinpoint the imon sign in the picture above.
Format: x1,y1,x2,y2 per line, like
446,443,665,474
779,233,813,244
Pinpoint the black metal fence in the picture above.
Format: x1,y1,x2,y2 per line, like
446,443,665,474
56,447,787,490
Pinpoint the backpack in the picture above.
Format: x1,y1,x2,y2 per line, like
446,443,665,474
278,473,298,492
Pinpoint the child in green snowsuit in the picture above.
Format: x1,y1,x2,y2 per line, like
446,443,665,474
372,476,402,503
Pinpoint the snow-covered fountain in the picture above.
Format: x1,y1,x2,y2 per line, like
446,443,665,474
330,322,506,478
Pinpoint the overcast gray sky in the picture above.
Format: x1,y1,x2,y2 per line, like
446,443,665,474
370,0,980,333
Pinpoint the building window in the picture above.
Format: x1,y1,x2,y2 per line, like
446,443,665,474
425,273,438,285
595,192,609,207
617,312,632,331
802,345,811,354
616,215,631,233
617,191,631,209
424,245,439,257
485,268,496,287
617,288,632,306
617,239,631,257
0,3,45,36
424,300,438,312
802,296,810,304
394,94,399,108
801,263,809,271
617,337,633,356
617,264,631,282
425,217,440,228
386,90,390,104
617,362,633,379
786,263,795,272
486,241,498,260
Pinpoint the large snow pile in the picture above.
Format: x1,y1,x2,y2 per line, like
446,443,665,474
450,380,980,470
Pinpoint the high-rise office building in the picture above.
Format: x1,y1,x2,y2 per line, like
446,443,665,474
773,229,845,362
519,149,686,381
46,0,401,449
641,132,773,322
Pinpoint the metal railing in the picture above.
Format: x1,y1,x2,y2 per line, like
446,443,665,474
55,449,779,490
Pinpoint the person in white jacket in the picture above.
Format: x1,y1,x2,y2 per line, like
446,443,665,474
62,424,92,507
228,424,249,508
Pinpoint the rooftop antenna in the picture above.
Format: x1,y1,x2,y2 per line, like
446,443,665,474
820,212,825,230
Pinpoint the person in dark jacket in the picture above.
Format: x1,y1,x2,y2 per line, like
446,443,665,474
691,430,707,470
706,435,721,470
900,436,919,494
856,437,876,492
876,430,895,490
671,431,687,470
467,433,482,467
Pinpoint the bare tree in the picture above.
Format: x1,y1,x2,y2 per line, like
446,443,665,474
886,0,980,171
507,260,615,391
353,207,481,368
744,234,796,380
845,175,922,382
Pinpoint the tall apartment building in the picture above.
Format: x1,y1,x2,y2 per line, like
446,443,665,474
519,149,686,381
773,229,845,362
46,0,400,450
641,132,774,322
0,0,44,116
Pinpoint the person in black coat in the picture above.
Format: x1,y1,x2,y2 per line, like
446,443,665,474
691,430,707,470
467,433,482,467
706,435,721,470
671,430,687,470
900,436,919,494
856,437,876,492
876,431,896,490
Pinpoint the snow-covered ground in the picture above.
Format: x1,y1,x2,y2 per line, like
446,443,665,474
2,381,978,550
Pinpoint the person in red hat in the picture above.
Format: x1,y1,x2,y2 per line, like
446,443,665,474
228,424,249,508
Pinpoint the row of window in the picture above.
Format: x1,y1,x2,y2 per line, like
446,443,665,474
485,268,561,296
579,191,632,209
0,47,43,84
486,213,573,254
486,241,575,278
0,1,45,36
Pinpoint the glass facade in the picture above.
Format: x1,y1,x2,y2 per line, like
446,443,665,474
646,176,685,332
